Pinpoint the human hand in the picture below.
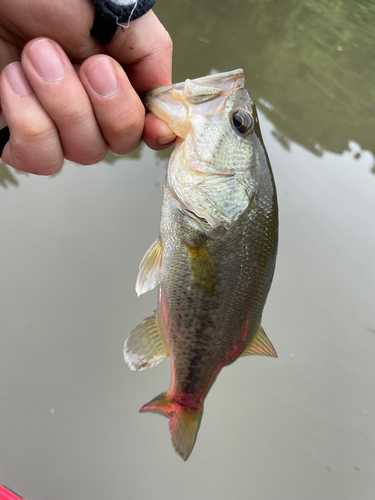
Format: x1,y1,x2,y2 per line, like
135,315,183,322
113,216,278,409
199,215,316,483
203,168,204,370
0,1,175,174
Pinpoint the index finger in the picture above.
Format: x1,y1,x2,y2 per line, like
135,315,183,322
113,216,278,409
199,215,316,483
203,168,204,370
104,10,173,93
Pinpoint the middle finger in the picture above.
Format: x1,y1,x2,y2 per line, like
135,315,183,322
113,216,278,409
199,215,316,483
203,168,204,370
21,38,108,165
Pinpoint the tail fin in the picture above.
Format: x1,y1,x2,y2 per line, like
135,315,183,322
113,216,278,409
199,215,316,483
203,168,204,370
140,392,203,461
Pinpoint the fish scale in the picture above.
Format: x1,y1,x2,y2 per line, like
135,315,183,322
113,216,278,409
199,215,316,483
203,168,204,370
124,69,278,460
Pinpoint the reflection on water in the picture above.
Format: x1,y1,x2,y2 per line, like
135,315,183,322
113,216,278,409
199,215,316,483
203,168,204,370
0,147,170,188
105,148,143,164
0,163,19,188
105,146,172,165
2,0,375,186
156,0,375,161
0,1,375,499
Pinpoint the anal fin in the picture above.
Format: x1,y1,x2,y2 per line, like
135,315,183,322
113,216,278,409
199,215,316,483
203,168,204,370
136,237,163,296
241,324,277,358
124,312,168,371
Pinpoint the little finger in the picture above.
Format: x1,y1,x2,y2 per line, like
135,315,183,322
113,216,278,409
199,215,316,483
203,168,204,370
0,62,64,174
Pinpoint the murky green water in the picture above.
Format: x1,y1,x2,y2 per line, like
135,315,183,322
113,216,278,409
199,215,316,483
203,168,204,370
0,1,374,499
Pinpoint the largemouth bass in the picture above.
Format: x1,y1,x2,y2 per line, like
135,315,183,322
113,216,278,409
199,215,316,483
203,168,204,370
124,69,278,461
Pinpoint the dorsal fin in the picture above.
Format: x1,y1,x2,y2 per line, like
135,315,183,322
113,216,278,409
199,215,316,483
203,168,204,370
241,324,277,358
135,237,163,296
124,311,168,371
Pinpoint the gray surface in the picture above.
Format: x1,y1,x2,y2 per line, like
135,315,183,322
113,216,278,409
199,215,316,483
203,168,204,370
1,0,375,498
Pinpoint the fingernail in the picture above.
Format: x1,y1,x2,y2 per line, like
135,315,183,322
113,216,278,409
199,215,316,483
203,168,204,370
157,133,176,145
28,39,66,81
86,58,119,97
6,62,34,96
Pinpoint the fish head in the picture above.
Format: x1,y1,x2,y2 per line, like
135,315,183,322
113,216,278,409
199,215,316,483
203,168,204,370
145,69,254,137
145,70,267,229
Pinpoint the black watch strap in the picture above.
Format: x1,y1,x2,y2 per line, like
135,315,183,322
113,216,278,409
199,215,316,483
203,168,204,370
90,0,156,45
0,126,10,157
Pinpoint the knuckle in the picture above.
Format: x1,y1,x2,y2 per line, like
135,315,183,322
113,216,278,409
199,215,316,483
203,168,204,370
8,120,64,174
66,147,108,166
110,137,141,156
106,112,144,153
152,23,173,55
10,140,63,174
148,29,173,60
161,30,173,54
22,120,55,142
57,101,90,125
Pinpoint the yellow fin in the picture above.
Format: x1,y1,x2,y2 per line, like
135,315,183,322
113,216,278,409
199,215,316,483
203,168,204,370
169,406,203,461
185,239,216,300
135,237,163,296
140,391,203,461
124,312,168,371
241,324,277,358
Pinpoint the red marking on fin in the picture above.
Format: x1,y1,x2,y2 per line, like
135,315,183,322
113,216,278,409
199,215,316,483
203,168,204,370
140,391,203,461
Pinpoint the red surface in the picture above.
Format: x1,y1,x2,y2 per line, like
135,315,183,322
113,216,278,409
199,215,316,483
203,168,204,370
0,484,25,500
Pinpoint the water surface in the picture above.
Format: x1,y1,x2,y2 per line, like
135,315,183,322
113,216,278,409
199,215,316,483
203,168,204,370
0,1,374,499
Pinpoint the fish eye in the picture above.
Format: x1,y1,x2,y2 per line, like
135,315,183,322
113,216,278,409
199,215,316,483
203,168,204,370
231,110,254,135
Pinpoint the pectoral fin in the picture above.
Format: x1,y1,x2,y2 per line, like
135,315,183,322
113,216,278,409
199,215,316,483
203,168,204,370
124,312,168,371
185,239,216,300
184,174,250,229
241,324,277,358
135,237,163,296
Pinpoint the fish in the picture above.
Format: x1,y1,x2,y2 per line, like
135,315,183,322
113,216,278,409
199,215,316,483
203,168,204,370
124,69,278,461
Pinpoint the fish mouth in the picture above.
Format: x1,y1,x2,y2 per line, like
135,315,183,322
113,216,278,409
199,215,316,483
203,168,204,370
145,69,246,101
